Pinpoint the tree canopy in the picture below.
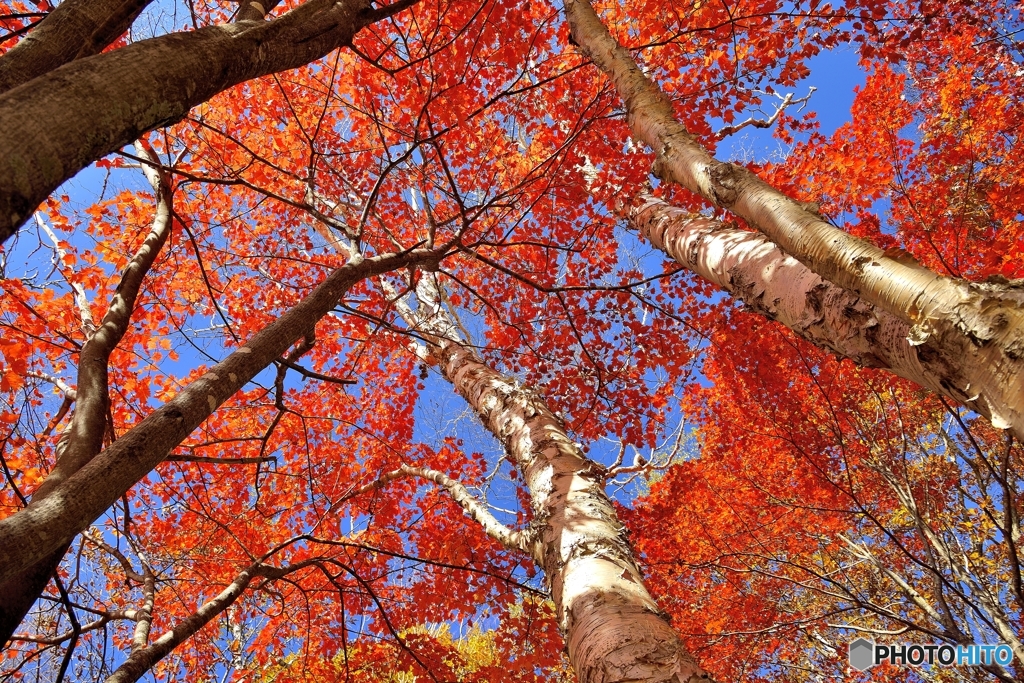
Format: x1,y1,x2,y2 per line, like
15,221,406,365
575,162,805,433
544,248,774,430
0,0,1021,679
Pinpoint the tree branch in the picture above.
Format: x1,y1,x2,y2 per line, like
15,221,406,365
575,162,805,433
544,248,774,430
716,87,815,138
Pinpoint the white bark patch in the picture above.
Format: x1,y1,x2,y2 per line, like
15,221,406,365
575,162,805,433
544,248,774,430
439,335,706,682
632,194,1024,442
568,0,1024,442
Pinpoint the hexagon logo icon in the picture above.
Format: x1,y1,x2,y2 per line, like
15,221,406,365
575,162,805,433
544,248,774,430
849,638,876,671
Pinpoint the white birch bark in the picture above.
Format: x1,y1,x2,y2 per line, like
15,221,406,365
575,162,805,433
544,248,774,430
563,0,1024,442
632,194,1005,426
440,342,706,683
384,273,707,683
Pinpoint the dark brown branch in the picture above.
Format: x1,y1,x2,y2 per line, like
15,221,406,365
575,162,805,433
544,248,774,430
0,0,418,244
165,455,277,465
0,0,152,94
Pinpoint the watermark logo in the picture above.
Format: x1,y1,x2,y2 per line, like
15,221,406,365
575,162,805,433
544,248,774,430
848,638,1013,671
849,639,875,671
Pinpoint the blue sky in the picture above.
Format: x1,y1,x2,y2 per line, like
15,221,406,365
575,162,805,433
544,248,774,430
719,44,865,162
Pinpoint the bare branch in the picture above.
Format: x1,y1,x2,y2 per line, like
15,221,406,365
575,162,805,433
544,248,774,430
716,87,816,138
399,464,534,554
34,213,96,338
25,371,76,401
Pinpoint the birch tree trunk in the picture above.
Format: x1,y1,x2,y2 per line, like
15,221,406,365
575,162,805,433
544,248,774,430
631,194,1015,433
389,274,708,683
0,247,441,626
0,0,413,244
439,343,707,683
564,0,1024,441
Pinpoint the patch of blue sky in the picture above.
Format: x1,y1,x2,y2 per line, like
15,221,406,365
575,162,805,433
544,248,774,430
717,44,865,163
127,0,230,38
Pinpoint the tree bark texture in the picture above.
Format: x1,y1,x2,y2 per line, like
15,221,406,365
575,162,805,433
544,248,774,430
236,0,286,23
436,341,707,682
376,270,706,682
564,0,1024,440
0,0,387,244
0,248,441,604
0,151,173,645
0,0,155,95
632,194,1023,440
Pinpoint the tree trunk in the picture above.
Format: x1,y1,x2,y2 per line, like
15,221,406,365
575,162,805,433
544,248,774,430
0,0,412,244
0,545,70,647
564,0,1024,441
0,248,441,607
386,272,707,683
434,338,706,682
632,193,1017,435
0,0,154,95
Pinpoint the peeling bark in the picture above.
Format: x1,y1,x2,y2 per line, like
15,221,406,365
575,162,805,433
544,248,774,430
564,0,1024,440
436,342,706,683
384,272,707,683
632,194,1021,439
